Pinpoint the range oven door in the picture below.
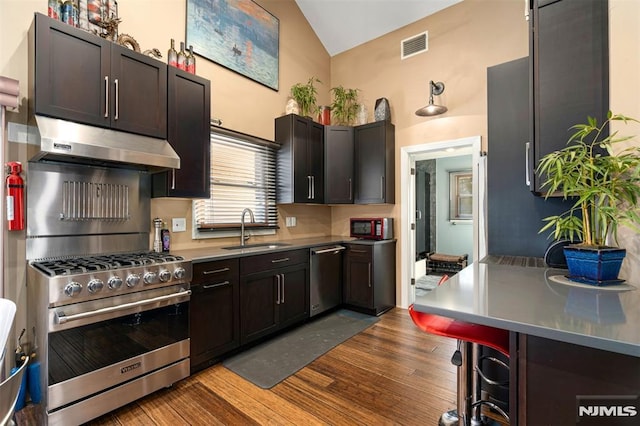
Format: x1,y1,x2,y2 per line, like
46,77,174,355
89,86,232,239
46,285,190,413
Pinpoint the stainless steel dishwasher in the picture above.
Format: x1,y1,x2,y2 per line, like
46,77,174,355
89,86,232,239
310,245,346,317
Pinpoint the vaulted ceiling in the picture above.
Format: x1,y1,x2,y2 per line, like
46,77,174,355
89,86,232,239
294,0,463,56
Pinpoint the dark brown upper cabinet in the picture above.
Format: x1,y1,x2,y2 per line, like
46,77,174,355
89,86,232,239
354,121,395,204
31,13,167,139
275,114,324,204
528,0,608,194
324,125,354,204
152,68,211,198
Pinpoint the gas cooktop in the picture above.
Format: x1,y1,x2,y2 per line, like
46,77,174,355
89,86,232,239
32,252,185,277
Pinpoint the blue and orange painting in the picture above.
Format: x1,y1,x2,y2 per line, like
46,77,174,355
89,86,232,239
187,0,279,90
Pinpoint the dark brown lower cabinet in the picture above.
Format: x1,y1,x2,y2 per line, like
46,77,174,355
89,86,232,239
239,249,309,345
343,240,396,315
515,334,640,425
189,258,239,373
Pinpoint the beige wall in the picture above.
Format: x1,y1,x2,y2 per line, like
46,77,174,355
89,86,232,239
1,0,639,333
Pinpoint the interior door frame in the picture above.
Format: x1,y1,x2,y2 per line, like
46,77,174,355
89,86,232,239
399,136,485,308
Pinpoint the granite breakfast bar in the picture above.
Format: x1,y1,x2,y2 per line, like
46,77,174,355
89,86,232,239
412,261,640,425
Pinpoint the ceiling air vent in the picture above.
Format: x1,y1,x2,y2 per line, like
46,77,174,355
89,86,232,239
401,31,428,60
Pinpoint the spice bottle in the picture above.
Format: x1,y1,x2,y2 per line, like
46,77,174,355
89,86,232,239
161,222,171,252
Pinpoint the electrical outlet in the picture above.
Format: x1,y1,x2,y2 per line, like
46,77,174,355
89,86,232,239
285,216,297,227
172,218,186,232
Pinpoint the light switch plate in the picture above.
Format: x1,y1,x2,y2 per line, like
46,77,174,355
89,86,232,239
172,218,186,232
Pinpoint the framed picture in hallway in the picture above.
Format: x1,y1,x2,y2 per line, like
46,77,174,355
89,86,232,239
186,0,280,91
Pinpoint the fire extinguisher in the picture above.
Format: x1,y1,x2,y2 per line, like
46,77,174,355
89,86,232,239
6,161,25,231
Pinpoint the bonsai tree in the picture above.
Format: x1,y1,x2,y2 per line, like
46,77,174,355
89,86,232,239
330,86,359,125
537,112,640,247
290,77,321,118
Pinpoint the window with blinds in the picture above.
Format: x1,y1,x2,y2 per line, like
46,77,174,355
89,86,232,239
193,127,279,234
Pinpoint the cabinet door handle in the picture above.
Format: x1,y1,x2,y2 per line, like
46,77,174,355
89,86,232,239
104,76,109,118
280,274,285,304
380,176,385,199
311,176,315,199
114,78,119,120
307,176,312,199
171,169,176,190
202,281,230,289
525,142,531,187
275,274,281,305
348,178,352,200
350,249,367,254
368,263,372,288
271,257,290,264
203,267,230,275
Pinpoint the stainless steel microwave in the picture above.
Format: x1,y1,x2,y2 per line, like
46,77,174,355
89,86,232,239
350,217,394,240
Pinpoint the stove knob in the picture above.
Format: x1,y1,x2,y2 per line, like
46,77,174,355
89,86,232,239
143,271,159,285
174,267,186,280
108,276,123,290
159,269,171,282
87,279,104,294
64,282,82,297
127,273,141,288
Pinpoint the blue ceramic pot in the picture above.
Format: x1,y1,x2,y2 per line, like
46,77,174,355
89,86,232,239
563,245,626,285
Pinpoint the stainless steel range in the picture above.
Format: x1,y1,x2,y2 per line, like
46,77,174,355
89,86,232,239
26,161,192,425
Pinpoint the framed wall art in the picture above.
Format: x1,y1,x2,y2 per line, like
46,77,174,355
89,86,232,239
186,0,279,91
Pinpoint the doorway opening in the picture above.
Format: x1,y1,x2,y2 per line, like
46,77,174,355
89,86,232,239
399,136,486,307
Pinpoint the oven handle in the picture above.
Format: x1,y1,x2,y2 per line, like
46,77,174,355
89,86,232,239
54,289,192,325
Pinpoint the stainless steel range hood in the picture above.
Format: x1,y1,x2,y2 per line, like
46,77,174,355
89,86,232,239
30,115,180,171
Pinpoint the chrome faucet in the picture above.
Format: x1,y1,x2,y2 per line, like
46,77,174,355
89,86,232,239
240,208,255,247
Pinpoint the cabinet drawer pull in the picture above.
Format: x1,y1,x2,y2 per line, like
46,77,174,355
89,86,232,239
104,76,109,118
114,78,119,120
350,249,367,253
271,257,290,264
203,267,230,275
202,281,230,289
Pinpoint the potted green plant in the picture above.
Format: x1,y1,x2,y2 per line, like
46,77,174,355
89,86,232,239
290,77,321,118
330,86,359,126
537,112,640,285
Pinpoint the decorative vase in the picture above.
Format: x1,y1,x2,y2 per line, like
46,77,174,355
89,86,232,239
563,245,626,285
374,97,390,121
357,104,368,125
285,97,299,115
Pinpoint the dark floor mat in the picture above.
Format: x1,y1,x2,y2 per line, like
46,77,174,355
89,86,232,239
223,309,380,389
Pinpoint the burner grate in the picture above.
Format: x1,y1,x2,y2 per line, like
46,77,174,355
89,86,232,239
31,252,185,277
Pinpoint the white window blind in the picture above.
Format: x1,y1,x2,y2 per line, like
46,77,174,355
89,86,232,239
194,127,278,231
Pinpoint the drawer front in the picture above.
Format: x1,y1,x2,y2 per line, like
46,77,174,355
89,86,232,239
192,258,239,286
345,244,372,259
240,249,309,275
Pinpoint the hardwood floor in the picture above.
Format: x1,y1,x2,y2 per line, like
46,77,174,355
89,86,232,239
17,308,461,425
85,308,458,425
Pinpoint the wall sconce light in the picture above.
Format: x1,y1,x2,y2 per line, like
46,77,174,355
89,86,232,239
415,80,448,117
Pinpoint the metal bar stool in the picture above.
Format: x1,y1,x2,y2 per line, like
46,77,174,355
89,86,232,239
409,276,510,426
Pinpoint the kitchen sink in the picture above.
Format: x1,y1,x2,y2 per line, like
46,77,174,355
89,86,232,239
221,242,291,251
